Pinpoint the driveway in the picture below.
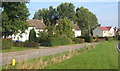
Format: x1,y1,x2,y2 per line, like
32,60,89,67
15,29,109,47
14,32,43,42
0,43,97,65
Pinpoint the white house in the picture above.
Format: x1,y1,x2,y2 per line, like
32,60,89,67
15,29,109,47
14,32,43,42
11,19,46,42
93,26,115,37
11,19,81,42
72,24,81,37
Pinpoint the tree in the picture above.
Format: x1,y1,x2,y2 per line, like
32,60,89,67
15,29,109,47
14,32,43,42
56,17,74,38
2,2,30,38
57,2,76,22
29,28,36,42
76,7,98,36
33,6,59,25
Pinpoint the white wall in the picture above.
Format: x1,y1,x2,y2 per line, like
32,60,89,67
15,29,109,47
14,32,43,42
93,27,115,37
93,28,103,37
11,27,43,42
72,29,81,37
74,30,81,37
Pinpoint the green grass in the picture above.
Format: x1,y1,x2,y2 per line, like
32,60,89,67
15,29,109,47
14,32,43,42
0,47,39,53
45,41,118,69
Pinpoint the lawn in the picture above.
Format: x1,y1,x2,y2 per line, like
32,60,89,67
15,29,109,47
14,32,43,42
0,47,39,53
45,41,118,69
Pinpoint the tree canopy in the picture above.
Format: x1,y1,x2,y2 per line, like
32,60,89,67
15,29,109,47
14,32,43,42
57,2,76,21
76,7,99,36
33,6,59,25
33,3,99,36
2,2,30,38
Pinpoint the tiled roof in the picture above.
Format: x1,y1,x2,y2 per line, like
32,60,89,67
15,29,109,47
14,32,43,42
26,19,46,29
98,27,112,31
72,24,81,30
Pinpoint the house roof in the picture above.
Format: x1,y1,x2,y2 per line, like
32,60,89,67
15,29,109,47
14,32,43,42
98,27,112,31
26,19,46,29
72,24,81,30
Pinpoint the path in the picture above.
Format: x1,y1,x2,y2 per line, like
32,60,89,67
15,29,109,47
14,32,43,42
0,43,97,65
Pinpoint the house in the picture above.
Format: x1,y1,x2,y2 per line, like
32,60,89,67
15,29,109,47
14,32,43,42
11,19,81,42
72,24,81,37
11,19,46,42
93,26,115,37
114,28,120,35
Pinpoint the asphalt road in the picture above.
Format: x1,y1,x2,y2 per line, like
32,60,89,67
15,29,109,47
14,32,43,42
0,43,97,66
117,43,120,52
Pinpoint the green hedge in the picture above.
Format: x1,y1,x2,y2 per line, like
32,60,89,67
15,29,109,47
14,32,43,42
78,36,93,43
72,38,82,44
41,37,73,47
2,39,13,50
13,42,39,47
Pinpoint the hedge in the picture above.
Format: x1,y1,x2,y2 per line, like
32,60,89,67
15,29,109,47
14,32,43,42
2,39,13,50
77,36,93,43
72,38,83,44
40,37,73,47
95,39,106,42
13,42,39,47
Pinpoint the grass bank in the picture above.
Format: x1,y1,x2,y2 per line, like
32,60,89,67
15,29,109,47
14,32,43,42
45,41,118,69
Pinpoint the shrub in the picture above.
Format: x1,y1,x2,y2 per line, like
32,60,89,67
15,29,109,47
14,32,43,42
40,37,73,47
13,42,39,47
72,38,82,44
80,39,85,43
79,36,93,42
2,39,13,50
29,28,37,42
25,40,29,42
105,37,113,41
95,39,106,42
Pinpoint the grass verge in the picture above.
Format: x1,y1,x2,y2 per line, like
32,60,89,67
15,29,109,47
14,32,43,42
45,41,118,69
0,47,39,53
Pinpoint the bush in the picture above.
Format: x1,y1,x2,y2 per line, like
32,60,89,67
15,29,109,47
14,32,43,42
95,39,106,42
72,38,82,44
40,37,73,47
80,39,85,43
2,39,13,50
105,37,113,41
78,36,93,42
13,42,39,47
29,28,37,42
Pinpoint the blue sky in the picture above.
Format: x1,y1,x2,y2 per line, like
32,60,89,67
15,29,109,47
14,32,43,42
26,2,118,28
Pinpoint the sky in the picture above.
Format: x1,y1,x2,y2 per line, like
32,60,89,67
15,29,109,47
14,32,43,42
26,2,118,28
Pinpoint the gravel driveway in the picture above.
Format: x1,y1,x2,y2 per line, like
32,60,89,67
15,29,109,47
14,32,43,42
0,43,97,65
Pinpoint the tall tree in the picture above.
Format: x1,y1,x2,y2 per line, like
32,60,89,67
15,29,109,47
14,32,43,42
29,28,36,42
2,2,30,38
76,7,99,36
56,17,74,38
57,2,76,22
33,6,58,25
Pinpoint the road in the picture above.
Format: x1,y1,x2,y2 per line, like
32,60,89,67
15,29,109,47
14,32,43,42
0,43,97,66
117,43,120,52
